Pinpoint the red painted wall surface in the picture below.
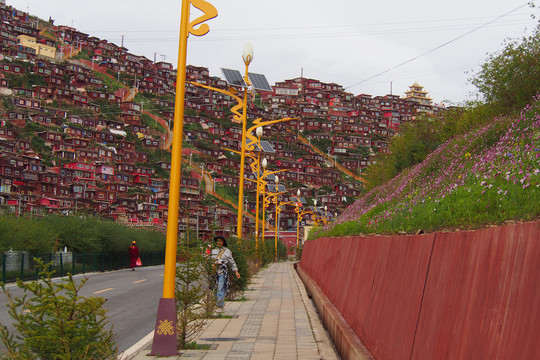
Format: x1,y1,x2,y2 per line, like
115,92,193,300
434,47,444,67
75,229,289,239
299,221,540,360
413,223,540,360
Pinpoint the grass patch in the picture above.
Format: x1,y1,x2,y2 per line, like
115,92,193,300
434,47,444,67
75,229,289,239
210,313,235,319
183,342,211,350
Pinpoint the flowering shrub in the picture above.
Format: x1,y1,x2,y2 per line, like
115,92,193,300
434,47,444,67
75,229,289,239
314,96,540,238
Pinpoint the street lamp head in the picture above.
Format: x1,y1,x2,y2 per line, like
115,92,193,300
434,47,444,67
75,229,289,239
297,189,301,197
274,175,279,184
262,157,267,169
242,42,253,65
325,205,327,211
256,126,263,138
314,199,317,206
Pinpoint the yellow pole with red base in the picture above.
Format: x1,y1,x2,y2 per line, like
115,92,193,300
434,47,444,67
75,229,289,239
150,0,217,356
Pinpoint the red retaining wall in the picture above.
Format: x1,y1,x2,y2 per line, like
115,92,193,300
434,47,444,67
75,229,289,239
298,221,540,360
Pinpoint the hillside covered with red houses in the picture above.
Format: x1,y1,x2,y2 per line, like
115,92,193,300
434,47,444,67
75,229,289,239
0,2,443,238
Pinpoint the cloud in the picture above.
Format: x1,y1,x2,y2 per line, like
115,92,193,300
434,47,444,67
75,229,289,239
10,0,539,103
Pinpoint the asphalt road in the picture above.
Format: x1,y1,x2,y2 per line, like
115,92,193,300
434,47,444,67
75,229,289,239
0,265,165,354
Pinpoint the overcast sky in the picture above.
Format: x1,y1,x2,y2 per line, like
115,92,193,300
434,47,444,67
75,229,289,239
7,0,539,104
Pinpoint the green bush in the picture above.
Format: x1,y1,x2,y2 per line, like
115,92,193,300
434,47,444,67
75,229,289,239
0,215,166,254
0,216,56,254
225,238,251,299
295,244,303,261
0,259,117,359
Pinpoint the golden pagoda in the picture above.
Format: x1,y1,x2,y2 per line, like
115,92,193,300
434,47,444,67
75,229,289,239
404,82,432,106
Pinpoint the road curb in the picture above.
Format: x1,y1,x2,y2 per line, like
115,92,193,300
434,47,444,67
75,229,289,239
121,330,154,360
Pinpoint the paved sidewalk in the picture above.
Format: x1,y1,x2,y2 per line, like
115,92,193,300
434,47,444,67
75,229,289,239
127,262,338,359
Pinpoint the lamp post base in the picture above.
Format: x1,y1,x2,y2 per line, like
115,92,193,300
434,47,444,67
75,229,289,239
148,297,178,356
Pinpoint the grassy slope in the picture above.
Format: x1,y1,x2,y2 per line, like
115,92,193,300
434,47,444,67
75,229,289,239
312,96,540,239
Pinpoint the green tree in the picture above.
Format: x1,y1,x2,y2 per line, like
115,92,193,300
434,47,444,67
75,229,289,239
364,114,440,189
470,23,540,114
0,259,117,359
30,135,51,154
175,246,210,349
26,73,47,87
392,115,440,172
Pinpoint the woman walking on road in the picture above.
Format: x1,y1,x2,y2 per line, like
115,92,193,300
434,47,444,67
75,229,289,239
210,236,240,310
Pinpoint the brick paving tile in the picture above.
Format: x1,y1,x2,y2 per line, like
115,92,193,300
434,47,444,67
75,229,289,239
128,262,339,360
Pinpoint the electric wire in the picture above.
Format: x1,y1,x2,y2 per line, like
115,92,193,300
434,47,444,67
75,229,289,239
344,2,531,90
84,13,528,34
90,18,528,44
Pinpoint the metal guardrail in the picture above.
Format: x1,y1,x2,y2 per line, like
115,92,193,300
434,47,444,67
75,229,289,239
1,251,165,284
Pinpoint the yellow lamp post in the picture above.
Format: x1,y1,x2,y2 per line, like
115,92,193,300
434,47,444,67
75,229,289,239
274,175,279,261
236,42,253,240
184,44,253,241
227,147,257,238
188,81,296,241
324,205,328,225
150,0,217,356
313,199,323,226
312,199,329,226
271,175,295,261
254,126,263,244
224,144,286,245
262,188,280,240
243,118,294,241
296,189,301,247
259,163,287,243
261,158,268,241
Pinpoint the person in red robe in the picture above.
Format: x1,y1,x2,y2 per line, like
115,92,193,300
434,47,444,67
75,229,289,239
128,241,140,271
